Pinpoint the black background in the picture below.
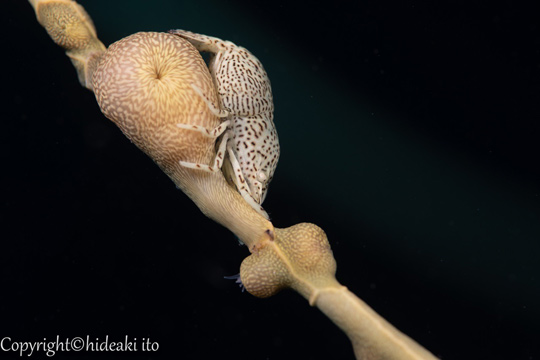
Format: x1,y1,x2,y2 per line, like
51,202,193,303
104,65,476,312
2,0,539,359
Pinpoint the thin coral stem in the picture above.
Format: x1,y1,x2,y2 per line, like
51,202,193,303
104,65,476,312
314,286,438,360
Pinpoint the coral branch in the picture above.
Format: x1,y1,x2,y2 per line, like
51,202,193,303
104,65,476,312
28,1,439,358
316,288,438,360
29,0,106,89
241,223,438,359
90,31,274,248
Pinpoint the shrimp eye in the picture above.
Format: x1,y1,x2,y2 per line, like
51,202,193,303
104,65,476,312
257,171,267,182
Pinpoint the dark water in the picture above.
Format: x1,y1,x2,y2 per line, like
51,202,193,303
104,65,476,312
2,0,539,359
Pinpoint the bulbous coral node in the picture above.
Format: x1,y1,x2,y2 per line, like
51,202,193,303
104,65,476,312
239,241,290,298
240,223,337,299
92,32,219,171
34,0,98,51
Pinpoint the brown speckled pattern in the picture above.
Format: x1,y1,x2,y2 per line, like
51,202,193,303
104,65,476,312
169,30,280,205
